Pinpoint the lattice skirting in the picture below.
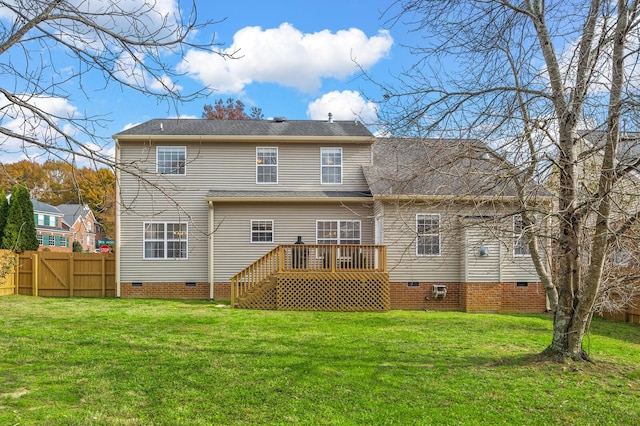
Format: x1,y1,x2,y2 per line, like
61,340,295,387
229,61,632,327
276,272,390,312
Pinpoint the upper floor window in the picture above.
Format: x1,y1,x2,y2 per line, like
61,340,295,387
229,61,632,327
513,215,530,256
144,222,188,259
157,146,186,175
416,214,440,256
251,220,274,243
321,148,342,184
316,220,361,244
256,147,278,184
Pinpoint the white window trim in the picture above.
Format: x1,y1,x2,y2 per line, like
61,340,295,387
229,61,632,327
513,215,531,257
320,147,343,185
416,213,441,257
256,147,278,184
143,222,189,260
156,146,187,175
250,220,274,243
315,220,361,244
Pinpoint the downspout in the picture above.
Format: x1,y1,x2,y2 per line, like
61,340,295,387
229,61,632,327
115,139,121,298
209,200,215,300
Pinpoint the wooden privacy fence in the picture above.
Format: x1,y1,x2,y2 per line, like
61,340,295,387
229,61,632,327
1,251,116,298
0,249,17,296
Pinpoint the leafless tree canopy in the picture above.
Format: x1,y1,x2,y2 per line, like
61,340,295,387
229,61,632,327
0,0,225,166
379,0,640,360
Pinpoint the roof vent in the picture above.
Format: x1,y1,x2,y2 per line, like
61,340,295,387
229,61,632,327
328,112,333,123
273,116,287,122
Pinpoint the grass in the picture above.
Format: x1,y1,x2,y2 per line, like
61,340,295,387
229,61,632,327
0,296,639,425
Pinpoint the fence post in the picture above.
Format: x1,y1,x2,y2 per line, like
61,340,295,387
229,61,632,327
101,255,106,297
32,252,38,297
69,254,75,297
14,252,19,295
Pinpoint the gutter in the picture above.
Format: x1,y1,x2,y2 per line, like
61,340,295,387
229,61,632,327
113,135,375,144
203,196,374,204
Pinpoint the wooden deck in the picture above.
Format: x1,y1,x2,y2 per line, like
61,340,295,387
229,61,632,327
230,244,389,311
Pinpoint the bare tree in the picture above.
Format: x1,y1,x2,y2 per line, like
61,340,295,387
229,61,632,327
378,0,640,361
0,0,226,166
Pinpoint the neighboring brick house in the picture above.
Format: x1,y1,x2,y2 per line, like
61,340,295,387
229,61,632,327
57,204,100,252
113,117,547,313
32,199,73,252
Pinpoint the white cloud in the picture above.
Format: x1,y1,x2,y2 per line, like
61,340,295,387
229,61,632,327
178,23,393,93
121,122,141,132
307,90,378,123
0,94,79,161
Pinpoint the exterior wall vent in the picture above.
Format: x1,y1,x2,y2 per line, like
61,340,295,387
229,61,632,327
273,116,286,122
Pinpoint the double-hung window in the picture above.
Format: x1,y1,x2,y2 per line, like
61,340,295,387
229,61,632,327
321,148,342,184
144,222,188,259
256,147,278,183
251,220,274,243
157,146,186,175
316,220,361,244
416,214,441,256
513,215,530,256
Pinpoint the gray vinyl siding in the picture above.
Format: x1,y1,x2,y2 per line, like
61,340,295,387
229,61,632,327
500,248,539,281
118,183,210,282
212,202,374,282
463,226,501,282
379,201,541,283
380,202,463,282
121,140,371,192
118,139,373,282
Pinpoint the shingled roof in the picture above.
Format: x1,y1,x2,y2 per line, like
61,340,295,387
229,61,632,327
364,137,531,198
114,118,374,139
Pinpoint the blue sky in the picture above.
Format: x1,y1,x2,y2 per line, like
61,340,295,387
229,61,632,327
128,0,401,124
0,1,414,164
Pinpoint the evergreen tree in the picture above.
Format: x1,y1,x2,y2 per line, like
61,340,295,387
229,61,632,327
0,190,8,243
2,186,39,251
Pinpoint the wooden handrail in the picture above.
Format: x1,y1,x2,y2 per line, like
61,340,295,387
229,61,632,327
280,244,386,273
230,246,281,307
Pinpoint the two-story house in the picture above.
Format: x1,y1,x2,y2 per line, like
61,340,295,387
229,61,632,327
57,204,100,252
32,199,73,252
113,118,547,313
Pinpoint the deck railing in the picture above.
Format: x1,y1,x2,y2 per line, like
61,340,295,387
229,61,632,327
280,244,386,273
230,244,387,306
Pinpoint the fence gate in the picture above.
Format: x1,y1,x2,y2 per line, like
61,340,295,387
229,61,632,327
16,251,116,298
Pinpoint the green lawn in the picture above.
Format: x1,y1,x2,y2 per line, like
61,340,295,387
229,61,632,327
1,296,638,425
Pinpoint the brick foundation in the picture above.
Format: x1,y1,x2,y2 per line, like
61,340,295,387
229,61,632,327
120,282,211,299
214,282,231,301
390,281,547,313
119,280,546,313
119,282,232,300
390,282,463,311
